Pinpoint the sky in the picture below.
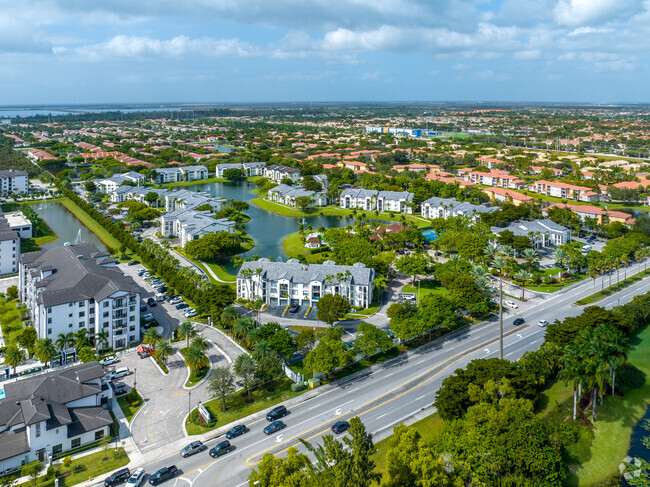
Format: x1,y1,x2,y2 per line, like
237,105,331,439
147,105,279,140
1,0,649,105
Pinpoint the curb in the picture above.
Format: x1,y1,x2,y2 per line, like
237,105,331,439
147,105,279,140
149,355,169,376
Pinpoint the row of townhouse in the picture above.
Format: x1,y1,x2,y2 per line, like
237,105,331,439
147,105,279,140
95,171,146,193
482,187,534,207
215,162,266,178
19,243,142,350
267,184,329,208
420,197,496,222
490,219,571,248
153,165,209,184
109,186,168,205
339,188,415,214
529,180,599,202
159,209,235,247
457,169,525,189
545,203,636,226
237,258,374,309
0,170,29,195
0,362,114,471
263,165,301,183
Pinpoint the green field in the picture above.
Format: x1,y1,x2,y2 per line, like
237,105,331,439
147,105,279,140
283,232,333,263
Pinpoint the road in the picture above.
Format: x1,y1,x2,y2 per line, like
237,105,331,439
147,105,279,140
110,261,650,487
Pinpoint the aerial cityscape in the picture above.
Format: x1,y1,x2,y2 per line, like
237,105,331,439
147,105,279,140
1,2,650,487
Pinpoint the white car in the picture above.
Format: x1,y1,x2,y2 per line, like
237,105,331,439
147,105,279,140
127,468,145,487
504,300,518,309
169,297,183,305
99,355,118,366
538,319,549,327
108,367,130,380
184,309,197,318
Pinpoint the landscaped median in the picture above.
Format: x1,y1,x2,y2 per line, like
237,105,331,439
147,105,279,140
576,267,650,305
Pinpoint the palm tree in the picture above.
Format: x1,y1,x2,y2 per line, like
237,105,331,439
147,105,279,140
143,328,163,346
190,335,209,352
253,339,273,364
75,329,90,350
513,269,533,300
56,332,75,352
553,247,568,275
4,346,25,375
184,346,209,372
95,330,109,351
221,305,239,332
521,248,539,273
34,338,56,367
179,321,196,348
483,243,500,262
154,339,173,366
234,354,258,403
233,317,254,340
373,275,388,306
558,346,585,420
587,265,599,296
635,246,649,273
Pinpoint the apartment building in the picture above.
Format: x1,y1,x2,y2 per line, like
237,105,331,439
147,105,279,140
339,188,414,214
482,187,534,207
19,243,141,350
237,258,374,309
490,219,571,248
215,162,265,178
267,184,328,208
153,167,182,184
159,209,235,247
420,197,496,221
530,180,600,202
96,171,145,193
263,165,301,183
1,211,32,238
0,170,29,195
163,189,225,213
545,203,636,226
0,214,20,276
179,165,208,181
0,362,113,471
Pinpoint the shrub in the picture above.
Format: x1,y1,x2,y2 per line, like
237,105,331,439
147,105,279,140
291,382,306,392
62,456,72,469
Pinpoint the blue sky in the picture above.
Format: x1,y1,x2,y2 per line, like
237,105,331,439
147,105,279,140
1,0,648,104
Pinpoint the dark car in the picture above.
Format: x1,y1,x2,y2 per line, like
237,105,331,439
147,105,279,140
264,421,286,435
209,440,232,457
105,468,131,487
288,304,300,313
148,466,178,486
266,405,288,421
139,304,147,313
225,425,247,439
180,441,205,457
176,303,189,310
137,270,147,277
147,297,157,307
331,420,350,434
127,260,140,266
513,318,525,326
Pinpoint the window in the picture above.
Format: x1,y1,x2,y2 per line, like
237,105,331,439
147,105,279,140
89,318,95,324
129,326,135,331
95,430,104,441
103,322,109,328
129,306,135,312
68,313,73,318
78,301,84,307
79,311,85,317
78,322,84,328
68,323,73,328
103,301,109,308
69,303,73,307
47,307,52,314
47,317,52,324
35,423,41,437
52,444,62,455
71,438,81,449
129,316,135,322
103,312,109,318
47,328,52,335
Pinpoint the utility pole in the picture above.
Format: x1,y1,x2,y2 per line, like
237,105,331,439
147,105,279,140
188,391,191,422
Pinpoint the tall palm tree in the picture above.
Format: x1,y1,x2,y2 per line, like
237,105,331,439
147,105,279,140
635,246,649,273
190,335,209,352
221,305,239,332
253,339,273,364
558,346,585,420
587,265,599,296
184,346,209,372
553,247,569,276
373,275,388,306
521,248,539,273
179,321,196,348
34,338,56,367
143,328,163,346
154,339,173,365
513,269,533,300
4,346,25,375
75,329,90,350
55,333,69,352
95,330,109,351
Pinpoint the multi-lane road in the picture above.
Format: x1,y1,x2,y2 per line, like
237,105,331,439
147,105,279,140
116,263,650,487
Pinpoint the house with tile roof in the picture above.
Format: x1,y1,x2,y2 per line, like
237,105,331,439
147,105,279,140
482,187,534,206
544,203,636,226
530,180,600,202
237,258,374,309
0,362,113,471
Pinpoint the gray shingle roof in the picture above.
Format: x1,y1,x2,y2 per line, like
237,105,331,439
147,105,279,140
0,430,29,462
67,407,113,438
491,218,570,237
422,196,495,214
238,258,373,286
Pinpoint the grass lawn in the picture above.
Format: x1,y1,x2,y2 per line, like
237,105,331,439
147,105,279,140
371,413,443,484
56,197,122,249
186,378,306,435
283,232,333,263
402,279,445,298
251,197,305,217
289,325,322,333
116,392,143,423
576,269,650,305
204,261,237,283
527,271,588,293
0,299,25,346
157,176,229,188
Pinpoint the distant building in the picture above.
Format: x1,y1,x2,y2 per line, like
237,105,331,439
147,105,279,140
0,169,28,195
490,219,571,248
178,165,208,181
263,165,301,183
339,188,414,214
153,167,182,184
0,362,113,471
96,171,145,194
530,180,599,202
20,243,141,349
216,162,265,178
237,258,375,309
267,184,328,208
159,209,235,247
163,189,225,213
420,197,496,221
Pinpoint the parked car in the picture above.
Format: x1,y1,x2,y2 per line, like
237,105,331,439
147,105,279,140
147,297,157,307
127,260,140,266
113,383,128,396
225,425,247,439
538,319,549,327
105,468,131,487
175,303,189,310
209,440,232,458
148,466,178,486
141,312,154,322
288,304,300,313
108,367,130,380
166,295,179,303
331,420,350,434
264,421,286,435
127,468,145,487
137,270,147,277
513,318,525,326
266,405,288,421
139,304,147,313
180,441,205,457
504,300,518,309
183,309,196,318
99,355,118,366
154,286,168,294
169,297,183,305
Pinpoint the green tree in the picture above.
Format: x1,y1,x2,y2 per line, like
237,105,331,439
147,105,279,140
34,338,56,367
248,448,312,487
75,329,90,349
184,346,209,372
395,252,434,283
190,335,209,352
223,168,246,181
234,354,257,403
154,339,173,365
208,365,236,412
295,329,317,355
17,327,37,354
6,285,18,300
354,322,393,357
143,328,162,346
22,460,43,487
179,321,196,348
294,195,313,212
317,294,351,326
513,269,533,300
4,345,25,375
78,346,96,363
220,305,239,332
95,330,109,351
304,329,352,375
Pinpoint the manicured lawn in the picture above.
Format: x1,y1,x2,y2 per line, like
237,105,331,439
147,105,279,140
250,197,305,217
116,392,143,423
576,269,650,305
186,378,306,435
283,232,333,263
403,279,445,298
0,299,25,346
204,262,237,283
57,197,122,249
527,271,588,293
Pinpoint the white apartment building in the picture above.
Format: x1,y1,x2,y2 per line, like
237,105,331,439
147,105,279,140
420,196,496,222
0,170,28,195
154,167,182,184
179,165,208,181
263,165,301,183
19,243,141,350
0,362,113,471
2,211,33,238
339,188,415,214
237,258,375,309
0,215,20,276
159,209,235,247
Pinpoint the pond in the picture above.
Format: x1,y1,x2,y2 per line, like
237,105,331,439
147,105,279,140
34,202,107,251
175,181,370,268
627,405,650,463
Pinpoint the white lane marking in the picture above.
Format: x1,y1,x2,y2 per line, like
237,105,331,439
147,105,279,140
376,413,388,420
484,348,490,354
415,395,427,401
506,352,514,357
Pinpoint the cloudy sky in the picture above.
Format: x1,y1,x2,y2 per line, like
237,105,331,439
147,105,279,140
1,0,649,105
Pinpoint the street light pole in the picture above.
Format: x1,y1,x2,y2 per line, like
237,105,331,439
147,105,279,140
134,368,137,392
188,391,191,423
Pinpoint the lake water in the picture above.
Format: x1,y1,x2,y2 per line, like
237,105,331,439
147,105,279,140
34,202,106,251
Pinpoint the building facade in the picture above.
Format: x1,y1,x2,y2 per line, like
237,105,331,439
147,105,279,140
19,244,141,350
159,209,235,247
420,197,496,221
0,170,28,195
0,214,20,276
339,188,414,214
490,219,571,248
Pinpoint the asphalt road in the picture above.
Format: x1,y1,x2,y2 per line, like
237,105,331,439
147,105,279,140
112,261,650,487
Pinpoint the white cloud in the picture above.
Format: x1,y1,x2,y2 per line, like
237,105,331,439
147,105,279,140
554,0,644,26
513,49,541,60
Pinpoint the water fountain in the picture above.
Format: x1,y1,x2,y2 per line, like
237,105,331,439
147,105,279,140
39,196,47,209
74,228,82,244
